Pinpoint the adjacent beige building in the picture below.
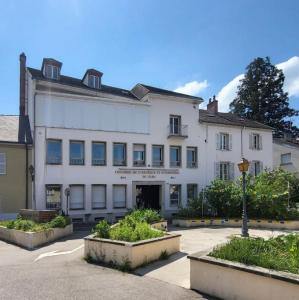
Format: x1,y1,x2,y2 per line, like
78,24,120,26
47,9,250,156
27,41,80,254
0,116,32,218
273,137,299,177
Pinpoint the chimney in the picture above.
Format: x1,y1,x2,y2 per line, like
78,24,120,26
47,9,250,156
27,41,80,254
19,52,26,116
207,95,218,114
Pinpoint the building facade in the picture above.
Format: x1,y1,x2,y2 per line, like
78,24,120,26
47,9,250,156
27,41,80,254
0,115,32,219
21,54,273,222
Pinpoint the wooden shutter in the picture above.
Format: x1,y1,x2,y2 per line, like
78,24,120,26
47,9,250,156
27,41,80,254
216,133,220,150
249,133,253,149
215,162,220,178
259,161,263,173
229,162,234,180
259,135,263,150
229,134,232,150
249,161,255,176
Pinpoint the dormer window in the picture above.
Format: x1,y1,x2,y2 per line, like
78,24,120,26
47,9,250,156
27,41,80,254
88,74,100,89
45,64,59,80
82,69,103,89
41,58,62,80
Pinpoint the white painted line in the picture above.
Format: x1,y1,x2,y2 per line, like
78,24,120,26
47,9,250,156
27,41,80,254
34,244,84,262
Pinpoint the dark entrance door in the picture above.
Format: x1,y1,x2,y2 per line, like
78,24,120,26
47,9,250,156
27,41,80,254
136,185,160,210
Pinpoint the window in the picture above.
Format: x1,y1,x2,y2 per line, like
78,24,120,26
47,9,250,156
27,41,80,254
46,139,62,164
45,64,59,79
92,142,106,166
187,184,198,201
216,162,234,180
113,143,126,166
281,153,291,165
169,115,181,135
217,133,231,151
88,75,100,88
70,185,84,210
70,141,84,165
113,185,126,208
187,147,197,168
250,133,262,150
152,145,164,167
92,185,106,209
0,153,6,175
170,185,181,207
250,161,262,176
170,146,181,167
133,144,146,166
45,185,61,209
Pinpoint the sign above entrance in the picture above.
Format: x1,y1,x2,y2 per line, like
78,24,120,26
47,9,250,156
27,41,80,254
115,168,179,175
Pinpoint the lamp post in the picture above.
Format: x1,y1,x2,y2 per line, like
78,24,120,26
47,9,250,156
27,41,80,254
238,158,249,237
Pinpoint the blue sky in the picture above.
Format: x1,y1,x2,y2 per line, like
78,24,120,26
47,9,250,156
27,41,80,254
0,0,299,123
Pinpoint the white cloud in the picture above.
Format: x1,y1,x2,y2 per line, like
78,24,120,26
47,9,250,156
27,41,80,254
217,56,299,112
174,80,208,96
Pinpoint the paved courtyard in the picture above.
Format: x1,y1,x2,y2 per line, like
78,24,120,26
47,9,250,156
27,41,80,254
0,226,294,299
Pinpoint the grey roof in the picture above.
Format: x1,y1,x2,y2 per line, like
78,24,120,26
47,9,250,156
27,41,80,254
0,115,32,144
273,138,299,148
28,68,138,100
131,83,203,102
198,109,273,130
28,68,203,102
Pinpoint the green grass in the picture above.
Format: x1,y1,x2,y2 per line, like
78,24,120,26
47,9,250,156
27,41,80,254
0,215,71,232
209,234,299,274
94,215,165,242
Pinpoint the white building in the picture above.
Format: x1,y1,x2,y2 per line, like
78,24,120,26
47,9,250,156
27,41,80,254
20,54,273,222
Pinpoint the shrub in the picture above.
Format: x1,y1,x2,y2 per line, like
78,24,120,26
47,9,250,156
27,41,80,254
209,234,299,274
127,209,162,224
94,216,164,242
48,215,68,228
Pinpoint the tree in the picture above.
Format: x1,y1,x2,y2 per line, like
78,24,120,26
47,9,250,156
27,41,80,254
230,57,298,137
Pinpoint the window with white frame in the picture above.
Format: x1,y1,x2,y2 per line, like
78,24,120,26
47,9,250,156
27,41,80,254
187,184,198,201
133,144,146,166
0,153,6,175
250,133,262,150
45,185,61,209
92,142,106,166
113,143,126,166
46,139,62,164
152,145,164,167
249,161,263,176
70,141,84,165
45,64,59,80
70,185,84,210
170,146,181,167
92,185,106,209
215,162,234,180
281,153,291,165
113,185,126,208
217,133,231,150
169,184,181,207
187,147,197,168
169,115,181,135
88,74,100,89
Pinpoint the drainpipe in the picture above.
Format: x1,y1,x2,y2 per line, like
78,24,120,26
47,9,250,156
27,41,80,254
241,126,245,158
25,143,28,208
33,92,37,209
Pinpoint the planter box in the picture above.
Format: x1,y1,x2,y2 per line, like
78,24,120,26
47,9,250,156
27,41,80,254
84,233,180,269
0,224,73,250
19,209,57,223
150,220,168,231
173,218,299,230
188,254,299,300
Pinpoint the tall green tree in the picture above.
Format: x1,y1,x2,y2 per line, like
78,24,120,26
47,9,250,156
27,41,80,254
230,57,298,136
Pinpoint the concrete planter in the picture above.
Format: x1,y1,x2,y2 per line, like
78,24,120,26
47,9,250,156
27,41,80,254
150,220,168,231
173,218,299,230
188,254,299,300
84,232,180,269
0,224,73,250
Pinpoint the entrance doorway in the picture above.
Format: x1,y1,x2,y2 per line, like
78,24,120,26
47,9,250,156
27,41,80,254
136,185,160,210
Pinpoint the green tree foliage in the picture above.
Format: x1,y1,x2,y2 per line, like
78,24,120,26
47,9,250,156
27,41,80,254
230,57,298,137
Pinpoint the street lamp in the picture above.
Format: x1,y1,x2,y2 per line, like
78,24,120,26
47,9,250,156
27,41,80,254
238,158,250,237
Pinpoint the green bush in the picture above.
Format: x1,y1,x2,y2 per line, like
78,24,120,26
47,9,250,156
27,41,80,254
94,216,164,242
127,209,162,224
209,234,299,274
49,215,70,228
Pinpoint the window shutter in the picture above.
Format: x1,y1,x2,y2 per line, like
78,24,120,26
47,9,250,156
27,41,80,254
215,162,220,179
249,133,253,149
259,161,263,173
259,135,263,150
0,153,6,175
92,185,106,209
229,134,232,150
249,161,255,176
216,133,220,150
229,162,234,180
113,185,126,208
70,186,84,209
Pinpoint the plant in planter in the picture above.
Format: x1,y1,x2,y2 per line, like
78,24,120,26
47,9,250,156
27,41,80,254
126,209,162,224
